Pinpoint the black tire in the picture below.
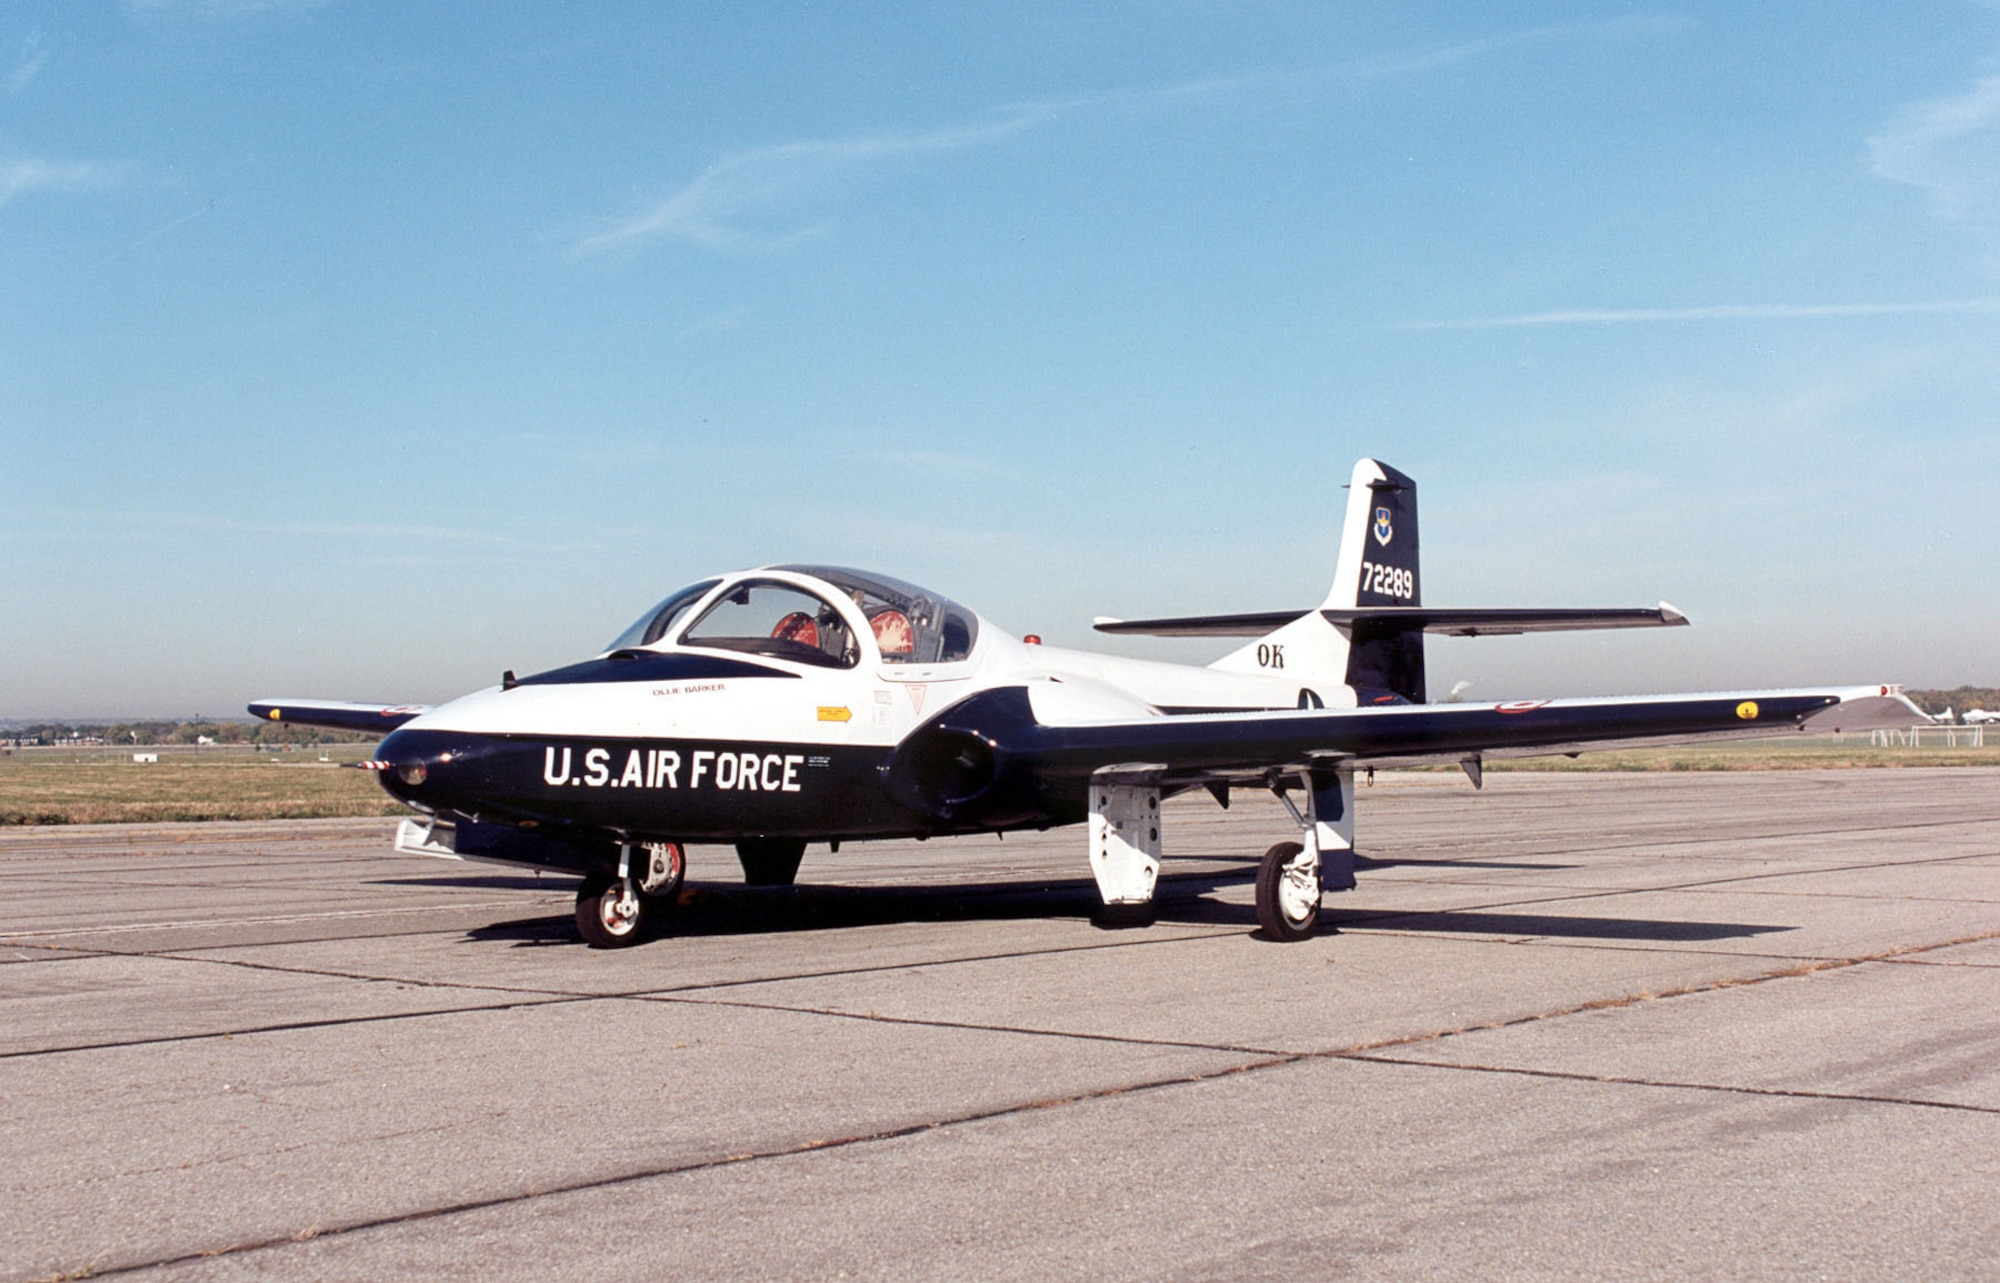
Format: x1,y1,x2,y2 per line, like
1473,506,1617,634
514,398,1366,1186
735,838,807,887
1255,840,1321,942
576,874,647,948
1091,901,1157,930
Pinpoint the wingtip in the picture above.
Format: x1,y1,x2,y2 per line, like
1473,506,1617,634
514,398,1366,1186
1658,601,1689,626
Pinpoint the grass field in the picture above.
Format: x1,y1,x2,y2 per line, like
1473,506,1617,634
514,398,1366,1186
4,734,1998,826
1470,737,2000,772
0,746,405,826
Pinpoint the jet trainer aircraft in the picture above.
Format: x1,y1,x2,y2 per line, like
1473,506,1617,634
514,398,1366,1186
252,459,1922,947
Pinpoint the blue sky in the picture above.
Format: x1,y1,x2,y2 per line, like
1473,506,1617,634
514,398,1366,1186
6,2,1999,717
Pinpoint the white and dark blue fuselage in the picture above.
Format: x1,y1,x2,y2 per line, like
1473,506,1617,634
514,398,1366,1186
367,564,1318,858
251,460,1926,944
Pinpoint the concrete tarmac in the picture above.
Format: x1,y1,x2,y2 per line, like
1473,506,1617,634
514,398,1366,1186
3,769,1998,1281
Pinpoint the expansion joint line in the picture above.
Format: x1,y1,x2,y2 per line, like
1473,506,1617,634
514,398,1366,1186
1333,1053,2000,1116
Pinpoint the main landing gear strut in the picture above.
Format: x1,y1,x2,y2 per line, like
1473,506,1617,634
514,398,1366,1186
1254,765,1357,941
575,841,685,949
1084,763,1358,941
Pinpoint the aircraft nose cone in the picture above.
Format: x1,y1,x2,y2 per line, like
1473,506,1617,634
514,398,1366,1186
376,728,437,798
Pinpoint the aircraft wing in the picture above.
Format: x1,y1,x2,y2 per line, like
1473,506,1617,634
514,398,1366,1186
885,685,1926,821
246,699,431,734
1094,604,1688,638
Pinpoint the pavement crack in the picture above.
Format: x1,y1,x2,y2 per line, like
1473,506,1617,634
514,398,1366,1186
67,1053,1303,1280
634,926,1245,997
1334,1053,2000,1115
655,992,1290,1059
0,929,1247,1061
0,995,590,1061
1329,848,2000,934
1329,928,2000,1062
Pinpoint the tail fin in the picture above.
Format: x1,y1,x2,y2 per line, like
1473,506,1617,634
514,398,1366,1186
1148,459,1674,705
1328,459,1426,704
1209,458,1426,705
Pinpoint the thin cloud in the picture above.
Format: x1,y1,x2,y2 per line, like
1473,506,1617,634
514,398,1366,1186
9,43,48,96
1005,14,1686,115
575,116,1039,256
1338,13,1688,82
127,0,332,16
1397,299,2000,329
2,506,560,551
578,17,1683,259
872,449,1021,481
680,305,751,337
99,200,219,266
1,157,129,207
1869,74,2000,223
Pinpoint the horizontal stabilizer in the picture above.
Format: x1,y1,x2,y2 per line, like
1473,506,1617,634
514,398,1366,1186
1094,603,1687,639
246,699,430,734
1093,611,1305,638
1321,603,1688,636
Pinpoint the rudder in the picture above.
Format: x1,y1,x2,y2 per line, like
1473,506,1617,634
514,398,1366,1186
1327,460,1425,704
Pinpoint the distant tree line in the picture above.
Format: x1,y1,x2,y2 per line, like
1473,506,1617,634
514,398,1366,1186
4,720,377,747
1905,688,2000,716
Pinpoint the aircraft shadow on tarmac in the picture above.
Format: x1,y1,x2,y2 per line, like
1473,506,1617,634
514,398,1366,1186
385,874,580,892
444,866,1792,948
376,851,1572,896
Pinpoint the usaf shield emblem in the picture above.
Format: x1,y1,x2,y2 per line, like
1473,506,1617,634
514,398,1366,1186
1373,506,1393,547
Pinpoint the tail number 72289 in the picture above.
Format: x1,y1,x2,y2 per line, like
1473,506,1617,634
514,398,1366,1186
1361,561,1414,599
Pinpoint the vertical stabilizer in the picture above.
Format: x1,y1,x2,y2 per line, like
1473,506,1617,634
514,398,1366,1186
1332,460,1425,704
1209,458,1425,706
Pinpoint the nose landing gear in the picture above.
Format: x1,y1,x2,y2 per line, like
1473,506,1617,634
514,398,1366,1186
576,873,644,948
575,842,685,948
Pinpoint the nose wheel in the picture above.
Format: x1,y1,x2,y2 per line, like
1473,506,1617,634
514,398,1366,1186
575,841,686,949
576,874,646,948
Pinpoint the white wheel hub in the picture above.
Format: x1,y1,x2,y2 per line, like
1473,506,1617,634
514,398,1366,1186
1277,850,1321,924
600,882,641,935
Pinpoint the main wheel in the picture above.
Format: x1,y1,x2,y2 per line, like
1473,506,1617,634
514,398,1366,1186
576,874,647,948
735,838,807,887
1255,840,1321,942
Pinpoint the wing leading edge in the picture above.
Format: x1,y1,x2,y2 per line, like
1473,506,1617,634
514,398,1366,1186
884,685,1925,822
247,699,431,734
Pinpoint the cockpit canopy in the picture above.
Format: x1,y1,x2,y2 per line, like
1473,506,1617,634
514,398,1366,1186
604,566,978,669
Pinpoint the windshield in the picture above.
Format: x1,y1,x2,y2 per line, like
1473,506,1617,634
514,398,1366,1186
604,579,722,652
680,578,857,669
775,565,978,664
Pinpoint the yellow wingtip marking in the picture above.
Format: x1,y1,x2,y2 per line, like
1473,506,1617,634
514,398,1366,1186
268,709,282,720
1736,700,1759,720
